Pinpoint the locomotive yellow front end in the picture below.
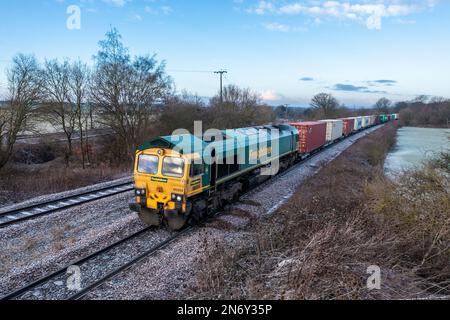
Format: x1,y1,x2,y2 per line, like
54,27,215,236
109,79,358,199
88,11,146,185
130,147,190,230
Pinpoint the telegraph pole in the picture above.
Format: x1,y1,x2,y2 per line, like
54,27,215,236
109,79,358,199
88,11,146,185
214,70,227,103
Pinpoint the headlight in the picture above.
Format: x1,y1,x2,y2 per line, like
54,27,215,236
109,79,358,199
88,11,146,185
171,194,184,202
135,189,146,196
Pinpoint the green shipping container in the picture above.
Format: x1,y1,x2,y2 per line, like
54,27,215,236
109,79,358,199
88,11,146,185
380,115,388,123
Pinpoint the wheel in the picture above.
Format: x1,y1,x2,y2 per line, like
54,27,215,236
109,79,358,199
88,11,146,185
166,215,188,231
165,209,188,231
138,208,162,227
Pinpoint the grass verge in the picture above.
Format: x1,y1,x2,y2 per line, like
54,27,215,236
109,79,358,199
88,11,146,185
192,123,450,300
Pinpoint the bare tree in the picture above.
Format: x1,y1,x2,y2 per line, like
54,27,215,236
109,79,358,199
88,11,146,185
158,91,206,134
209,85,274,128
374,97,392,114
310,93,339,118
0,54,42,169
68,60,91,168
41,59,78,163
91,28,172,160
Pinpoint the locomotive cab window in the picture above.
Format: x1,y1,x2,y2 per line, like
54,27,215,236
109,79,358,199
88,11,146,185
162,157,185,178
138,155,159,174
190,163,204,177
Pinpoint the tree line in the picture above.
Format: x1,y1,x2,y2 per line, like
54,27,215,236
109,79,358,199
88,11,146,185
274,93,450,126
0,29,275,170
1,28,449,171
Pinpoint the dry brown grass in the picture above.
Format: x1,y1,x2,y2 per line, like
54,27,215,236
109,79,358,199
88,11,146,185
192,123,450,300
0,162,129,206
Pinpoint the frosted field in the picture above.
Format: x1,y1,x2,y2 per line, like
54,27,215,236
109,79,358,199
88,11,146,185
385,127,450,174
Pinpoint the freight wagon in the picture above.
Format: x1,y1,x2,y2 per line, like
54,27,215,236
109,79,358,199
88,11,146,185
320,119,344,142
349,117,363,131
291,122,327,154
341,118,355,136
373,115,381,125
362,116,371,128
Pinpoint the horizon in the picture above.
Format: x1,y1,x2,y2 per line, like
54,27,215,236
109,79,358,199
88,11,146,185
0,0,449,107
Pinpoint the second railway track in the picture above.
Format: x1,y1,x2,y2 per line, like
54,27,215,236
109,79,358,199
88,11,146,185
0,226,177,300
0,181,134,228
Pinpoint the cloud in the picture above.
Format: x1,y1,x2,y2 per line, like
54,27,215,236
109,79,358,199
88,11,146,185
247,1,436,30
102,0,130,7
252,1,275,15
133,13,142,21
367,79,398,86
333,83,387,93
260,89,281,101
264,22,307,32
300,77,315,81
264,22,290,32
145,4,173,15
334,83,369,92
160,6,173,15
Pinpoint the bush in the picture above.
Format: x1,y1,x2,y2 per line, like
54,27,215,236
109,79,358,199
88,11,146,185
12,143,57,164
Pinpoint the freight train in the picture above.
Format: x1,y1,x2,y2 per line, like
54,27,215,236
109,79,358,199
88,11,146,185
130,114,398,230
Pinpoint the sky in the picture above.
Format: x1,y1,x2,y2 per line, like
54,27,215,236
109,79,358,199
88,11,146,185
0,0,449,107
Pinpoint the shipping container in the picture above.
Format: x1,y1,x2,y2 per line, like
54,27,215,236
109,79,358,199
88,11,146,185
362,116,371,128
341,118,355,136
348,117,363,130
370,115,377,125
320,119,344,142
374,115,381,125
379,114,388,123
290,121,327,154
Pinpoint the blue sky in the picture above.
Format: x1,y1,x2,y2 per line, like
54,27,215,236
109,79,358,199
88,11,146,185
0,0,449,107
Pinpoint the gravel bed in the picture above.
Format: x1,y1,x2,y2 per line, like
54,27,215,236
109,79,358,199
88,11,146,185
79,126,384,300
0,176,132,214
0,191,139,296
17,228,173,300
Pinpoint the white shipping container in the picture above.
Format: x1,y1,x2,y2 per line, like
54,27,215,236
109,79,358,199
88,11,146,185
370,115,376,125
362,116,371,128
349,117,363,130
320,119,344,142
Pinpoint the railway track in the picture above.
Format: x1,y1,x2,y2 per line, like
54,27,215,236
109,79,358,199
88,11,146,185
66,130,368,300
1,125,385,300
68,227,192,300
0,226,161,300
0,181,134,228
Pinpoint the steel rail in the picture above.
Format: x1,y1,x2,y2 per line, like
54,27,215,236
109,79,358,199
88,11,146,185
0,227,152,300
0,180,134,228
68,227,193,300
